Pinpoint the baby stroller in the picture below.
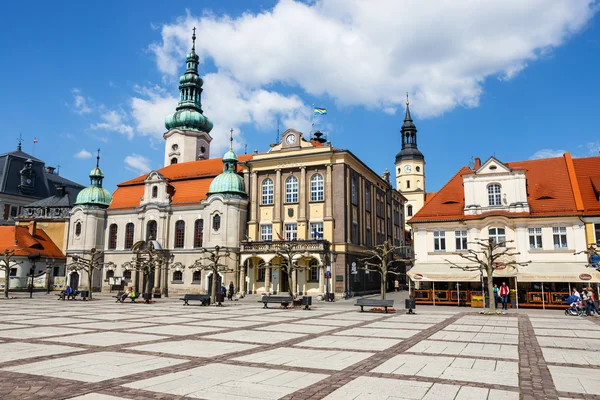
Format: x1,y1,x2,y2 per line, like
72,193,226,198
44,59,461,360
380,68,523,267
564,295,583,316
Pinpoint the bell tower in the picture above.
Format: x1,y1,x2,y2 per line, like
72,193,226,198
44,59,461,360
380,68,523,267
163,28,213,167
394,95,425,220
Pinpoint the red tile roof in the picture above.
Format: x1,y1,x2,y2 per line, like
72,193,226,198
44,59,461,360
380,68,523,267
410,154,600,223
110,155,252,210
0,226,65,258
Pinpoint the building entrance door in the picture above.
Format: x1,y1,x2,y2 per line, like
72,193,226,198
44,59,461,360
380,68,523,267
69,271,79,291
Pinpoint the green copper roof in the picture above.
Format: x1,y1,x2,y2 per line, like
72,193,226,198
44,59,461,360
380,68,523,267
75,152,112,209
207,135,246,198
164,29,213,133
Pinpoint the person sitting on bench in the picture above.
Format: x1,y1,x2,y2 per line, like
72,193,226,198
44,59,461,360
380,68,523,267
63,285,73,297
122,287,136,302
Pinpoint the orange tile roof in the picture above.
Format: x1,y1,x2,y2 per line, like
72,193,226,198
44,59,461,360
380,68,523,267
411,154,600,223
0,226,65,258
110,155,253,210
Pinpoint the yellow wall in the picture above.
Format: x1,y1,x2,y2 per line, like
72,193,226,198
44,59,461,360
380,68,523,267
585,223,596,245
16,221,67,252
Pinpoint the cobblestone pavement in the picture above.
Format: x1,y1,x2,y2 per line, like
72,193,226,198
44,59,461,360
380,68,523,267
0,295,599,399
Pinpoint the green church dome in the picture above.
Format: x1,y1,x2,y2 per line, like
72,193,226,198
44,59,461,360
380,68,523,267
207,135,246,198
75,152,112,209
165,109,213,133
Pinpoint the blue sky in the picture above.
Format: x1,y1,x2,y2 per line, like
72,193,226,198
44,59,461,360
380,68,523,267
1,0,599,193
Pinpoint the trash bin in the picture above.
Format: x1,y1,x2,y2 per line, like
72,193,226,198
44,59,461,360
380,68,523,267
143,293,153,303
215,293,225,305
405,298,415,310
79,290,89,299
302,296,312,310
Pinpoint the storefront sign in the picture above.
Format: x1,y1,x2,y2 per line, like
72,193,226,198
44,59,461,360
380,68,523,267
579,273,593,281
412,274,424,280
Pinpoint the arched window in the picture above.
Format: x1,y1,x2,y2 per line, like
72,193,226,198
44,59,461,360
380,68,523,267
174,220,185,248
152,186,158,198
108,224,118,249
173,270,183,282
262,178,274,204
146,220,157,241
286,176,298,203
123,270,132,280
407,205,413,217
308,260,319,282
124,223,134,249
192,270,201,283
257,263,266,282
75,222,82,236
213,214,221,231
171,158,178,165
488,183,502,206
105,270,114,281
310,174,324,201
194,219,204,248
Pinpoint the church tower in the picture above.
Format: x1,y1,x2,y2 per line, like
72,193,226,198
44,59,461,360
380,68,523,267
163,28,213,167
395,96,425,220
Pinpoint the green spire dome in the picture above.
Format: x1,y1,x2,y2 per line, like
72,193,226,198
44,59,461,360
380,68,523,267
165,27,213,133
75,150,112,209
207,130,246,198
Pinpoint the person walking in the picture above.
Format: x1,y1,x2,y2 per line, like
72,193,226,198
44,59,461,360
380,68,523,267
499,282,510,310
228,281,234,301
493,284,500,309
584,287,599,317
394,280,399,292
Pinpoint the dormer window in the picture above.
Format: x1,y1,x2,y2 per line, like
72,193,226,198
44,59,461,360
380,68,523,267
171,158,178,165
152,186,158,199
487,184,502,206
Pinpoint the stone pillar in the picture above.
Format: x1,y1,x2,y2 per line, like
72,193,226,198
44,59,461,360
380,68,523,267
324,164,333,220
264,265,271,294
239,262,246,294
318,265,324,295
273,169,282,223
250,171,258,223
154,265,161,291
291,269,297,296
299,166,307,221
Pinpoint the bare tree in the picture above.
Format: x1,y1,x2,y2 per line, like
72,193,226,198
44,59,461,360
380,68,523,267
68,248,104,299
444,238,529,312
0,250,22,299
125,241,175,303
359,240,411,300
272,241,313,298
574,244,600,270
190,245,232,304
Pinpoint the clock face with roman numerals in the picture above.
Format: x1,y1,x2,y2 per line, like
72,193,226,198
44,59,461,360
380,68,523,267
285,134,296,144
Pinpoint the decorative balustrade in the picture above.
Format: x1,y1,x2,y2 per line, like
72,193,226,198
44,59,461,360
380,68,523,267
240,240,330,254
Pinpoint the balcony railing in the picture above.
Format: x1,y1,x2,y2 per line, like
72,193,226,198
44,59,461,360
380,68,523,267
240,240,330,254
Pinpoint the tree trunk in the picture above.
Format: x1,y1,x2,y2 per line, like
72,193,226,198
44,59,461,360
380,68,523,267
486,267,495,312
145,271,152,302
381,273,386,300
87,268,94,299
287,268,294,298
211,269,218,305
3,266,8,299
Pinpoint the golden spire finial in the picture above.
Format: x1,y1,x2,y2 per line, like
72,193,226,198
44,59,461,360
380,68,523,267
229,128,234,151
406,92,409,105
192,27,197,52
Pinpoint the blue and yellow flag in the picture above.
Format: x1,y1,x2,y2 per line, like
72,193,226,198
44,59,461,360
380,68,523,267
314,107,327,115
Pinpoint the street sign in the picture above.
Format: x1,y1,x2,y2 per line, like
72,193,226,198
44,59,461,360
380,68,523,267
272,272,278,281
325,271,331,278
351,262,357,274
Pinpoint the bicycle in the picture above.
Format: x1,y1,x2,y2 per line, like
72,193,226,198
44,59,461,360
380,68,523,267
344,290,354,300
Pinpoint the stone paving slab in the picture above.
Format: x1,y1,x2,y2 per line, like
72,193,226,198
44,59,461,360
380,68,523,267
2,351,187,383
233,315,303,323
373,354,519,387
67,394,131,400
255,323,338,334
300,318,362,327
323,376,519,400
549,365,600,395
126,324,224,336
326,312,392,321
333,327,421,339
365,321,434,330
74,321,158,330
0,323,29,330
296,335,399,351
537,336,600,350
76,313,141,321
123,362,329,399
14,316,97,325
203,329,306,344
185,318,265,328
534,328,600,339
408,340,519,360
129,339,260,357
0,326,92,339
443,324,519,335
542,347,600,366
429,331,518,344
453,317,518,327
234,347,373,370
41,331,167,347
0,342,82,363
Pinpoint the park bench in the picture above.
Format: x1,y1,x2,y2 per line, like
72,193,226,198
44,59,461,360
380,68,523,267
56,290,79,301
354,298,394,313
180,294,211,306
260,295,293,309
113,291,137,303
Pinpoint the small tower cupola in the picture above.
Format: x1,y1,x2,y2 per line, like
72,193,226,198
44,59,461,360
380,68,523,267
207,129,247,198
75,149,112,209
395,94,423,163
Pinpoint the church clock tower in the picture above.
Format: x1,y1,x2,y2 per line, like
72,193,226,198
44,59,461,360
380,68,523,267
395,96,425,220
163,28,213,167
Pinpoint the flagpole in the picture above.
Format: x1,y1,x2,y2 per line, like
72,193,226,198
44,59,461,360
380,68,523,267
311,103,315,132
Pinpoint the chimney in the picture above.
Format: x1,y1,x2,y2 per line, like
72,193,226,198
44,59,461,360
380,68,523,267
474,157,481,169
55,185,66,197
46,166,56,174
29,221,37,237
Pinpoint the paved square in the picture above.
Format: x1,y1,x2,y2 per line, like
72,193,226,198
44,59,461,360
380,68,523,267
203,329,306,344
234,347,373,370
334,327,420,339
373,354,519,387
255,323,337,334
408,340,519,359
126,324,224,336
549,365,600,395
2,351,187,382
129,339,260,357
296,334,399,351
542,347,600,366
0,342,83,363
537,336,600,350
41,331,166,346
123,362,329,399
429,330,518,344
0,326,92,339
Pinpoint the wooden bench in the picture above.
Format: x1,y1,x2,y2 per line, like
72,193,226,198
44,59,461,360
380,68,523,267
114,292,137,303
180,294,211,306
354,298,394,313
56,290,79,301
260,295,293,309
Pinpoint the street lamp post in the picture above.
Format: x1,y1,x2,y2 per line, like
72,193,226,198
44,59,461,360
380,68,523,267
45,257,55,294
326,250,337,302
27,253,41,298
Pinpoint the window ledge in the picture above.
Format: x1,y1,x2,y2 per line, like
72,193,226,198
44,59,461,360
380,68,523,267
171,280,184,284
260,203,274,206
428,251,448,255
191,281,201,285
530,249,572,253
309,200,325,204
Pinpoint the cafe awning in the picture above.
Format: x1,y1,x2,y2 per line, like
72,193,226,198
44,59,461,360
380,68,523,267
408,263,480,282
516,263,600,283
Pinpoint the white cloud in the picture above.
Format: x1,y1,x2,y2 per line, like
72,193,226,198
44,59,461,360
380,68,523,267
151,1,597,117
74,149,92,159
124,154,152,174
90,110,134,139
72,88,92,114
586,140,600,155
530,149,566,159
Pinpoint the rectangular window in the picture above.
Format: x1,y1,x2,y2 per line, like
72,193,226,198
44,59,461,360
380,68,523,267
309,265,319,282
488,227,506,246
9,206,18,218
194,220,204,248
434,231,446,251
257,266,265,282
9,268,17,277
261,225,272,241
310,222,323,240
365,186,370,210
366,227,372,247
553,227,568,249
285,223,297,241
351,177,358,205
455,230,467,251
528,228,543,249
262,179,273,205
